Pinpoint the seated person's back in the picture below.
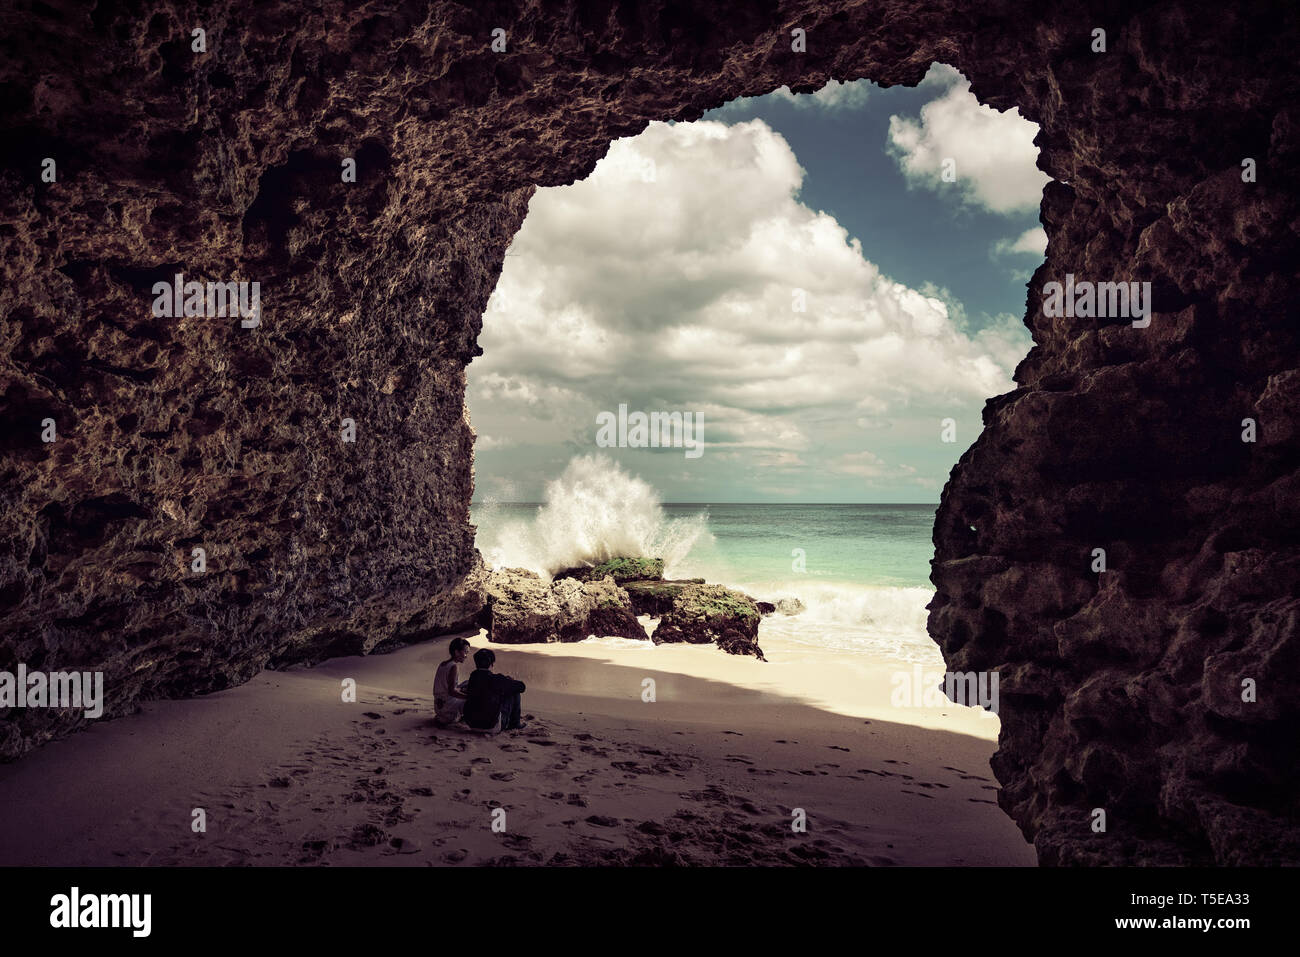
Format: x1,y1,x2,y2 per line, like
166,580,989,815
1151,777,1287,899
463,650,526,730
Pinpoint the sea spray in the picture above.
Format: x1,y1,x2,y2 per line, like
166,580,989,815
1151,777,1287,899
670,577,941,665
477,455,709,577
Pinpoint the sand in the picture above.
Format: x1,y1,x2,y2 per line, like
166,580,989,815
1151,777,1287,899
0,628,1034,866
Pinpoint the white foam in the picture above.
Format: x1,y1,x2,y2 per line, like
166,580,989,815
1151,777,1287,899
477,454,710,578
713,579,943,665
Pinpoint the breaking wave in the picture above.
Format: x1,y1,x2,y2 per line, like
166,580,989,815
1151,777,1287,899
477,455,709,578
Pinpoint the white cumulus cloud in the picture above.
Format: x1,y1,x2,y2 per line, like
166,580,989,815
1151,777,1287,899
887,63,1050,214
994,226,1048,257
470,116,1030,499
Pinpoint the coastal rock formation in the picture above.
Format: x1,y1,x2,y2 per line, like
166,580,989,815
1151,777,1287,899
486,568,646,644
554,557,665,584
1,0,1296,865
653,584,765,660
622,578,704,616
270,550,489,666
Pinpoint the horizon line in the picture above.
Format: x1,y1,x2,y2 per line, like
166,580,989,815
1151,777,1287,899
471,501,940,507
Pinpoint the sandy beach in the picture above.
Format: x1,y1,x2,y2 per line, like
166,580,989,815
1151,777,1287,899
0,629,1033,867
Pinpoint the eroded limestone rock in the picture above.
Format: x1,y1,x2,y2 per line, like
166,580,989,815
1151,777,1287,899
486,569,646,643
653,584,765,660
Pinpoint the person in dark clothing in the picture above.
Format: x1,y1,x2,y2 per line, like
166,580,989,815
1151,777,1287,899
463,649,527,732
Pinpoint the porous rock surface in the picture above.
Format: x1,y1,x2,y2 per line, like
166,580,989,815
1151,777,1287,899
653,584,765,660
621,577,704,616
1,1,1297,864
553,556,665,584
485,568,646,644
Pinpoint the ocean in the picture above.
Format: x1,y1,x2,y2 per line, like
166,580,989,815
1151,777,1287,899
470,457,946,666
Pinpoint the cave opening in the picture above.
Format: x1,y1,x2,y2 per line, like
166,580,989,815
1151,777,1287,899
465,66,1047,713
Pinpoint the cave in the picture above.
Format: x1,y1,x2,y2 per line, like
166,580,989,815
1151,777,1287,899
1,0,1297,868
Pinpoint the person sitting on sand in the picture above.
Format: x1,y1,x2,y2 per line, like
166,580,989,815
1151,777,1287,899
463,649,527,732
432,638,472,726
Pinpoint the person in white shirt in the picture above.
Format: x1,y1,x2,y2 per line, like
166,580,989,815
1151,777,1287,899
432,637,471,725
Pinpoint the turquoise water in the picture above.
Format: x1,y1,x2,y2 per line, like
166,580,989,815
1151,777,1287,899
658,503,935,589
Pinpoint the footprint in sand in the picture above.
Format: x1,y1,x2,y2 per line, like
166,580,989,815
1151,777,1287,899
350,823,389,848
490,771,517,782
384,836,422,855
362,712,383,720
444,848,469,863
610,761,649,775
828,746,850,752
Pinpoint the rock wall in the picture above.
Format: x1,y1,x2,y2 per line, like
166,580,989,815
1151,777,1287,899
1,0,1297,863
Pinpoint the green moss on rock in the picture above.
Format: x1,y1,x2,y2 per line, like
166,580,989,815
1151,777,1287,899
554,557,664,584
653,584,765,660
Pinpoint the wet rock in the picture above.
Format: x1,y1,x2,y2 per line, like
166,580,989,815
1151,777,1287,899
622,579,699,616
653,584,765,660
554,557,664,583
755,597,805,616
486,570,647,643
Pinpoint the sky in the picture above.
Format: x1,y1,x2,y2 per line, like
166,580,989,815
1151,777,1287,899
468,64,1049,504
